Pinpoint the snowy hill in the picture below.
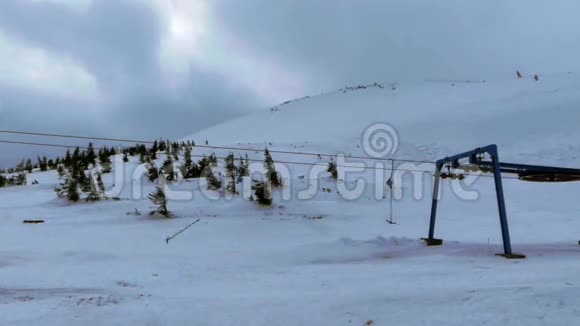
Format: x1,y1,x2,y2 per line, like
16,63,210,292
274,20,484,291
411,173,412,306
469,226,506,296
189,73,580,165
2,73,580,325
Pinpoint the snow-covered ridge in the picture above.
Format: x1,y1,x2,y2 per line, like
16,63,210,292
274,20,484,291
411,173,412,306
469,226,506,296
187,73,580,166
269,82,390,112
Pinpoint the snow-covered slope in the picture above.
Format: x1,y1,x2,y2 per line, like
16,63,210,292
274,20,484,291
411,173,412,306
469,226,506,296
3,73,580,325
188,73,580,165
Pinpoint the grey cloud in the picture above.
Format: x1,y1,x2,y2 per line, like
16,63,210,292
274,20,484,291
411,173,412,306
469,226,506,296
0,0,258,167
213,0,580,88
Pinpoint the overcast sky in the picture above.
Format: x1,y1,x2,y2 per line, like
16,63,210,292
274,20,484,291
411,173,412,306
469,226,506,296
1,0,580,167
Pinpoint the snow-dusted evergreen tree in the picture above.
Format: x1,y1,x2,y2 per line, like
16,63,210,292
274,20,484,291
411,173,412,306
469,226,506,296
96,172,106,196
86,142,97,166
180,146,201,179
225,153,237,194
158,140,167,152
161,157,175,182
172,142,180,161
165,142,172,157
63,150,72,167
15,172,27,186
122,153,129,163
16,159,25,172
264,148,282,187
25,159,33,173
237,154,250,177
74,164,89,190
147,162,159,182
151,140,159,154
72,147,82,165
99,149,112,173
181,145,192,174
68,178,80,202
55,170,80,202
38,156,48,172
251,179,272,206
56,164,66,178
80,172,92,194
208,153,218,166
205,167,222,191
85,173,102,202
327,161,338,179
148,183,172,218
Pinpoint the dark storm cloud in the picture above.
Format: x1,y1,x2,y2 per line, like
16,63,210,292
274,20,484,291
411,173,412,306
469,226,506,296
213,0,580,88
3,0,580,168
0,0,258,167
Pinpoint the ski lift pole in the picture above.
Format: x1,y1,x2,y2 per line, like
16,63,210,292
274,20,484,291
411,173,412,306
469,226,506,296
387,159,395,224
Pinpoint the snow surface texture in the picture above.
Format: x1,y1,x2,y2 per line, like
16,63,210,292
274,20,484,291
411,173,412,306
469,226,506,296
2,74,580,325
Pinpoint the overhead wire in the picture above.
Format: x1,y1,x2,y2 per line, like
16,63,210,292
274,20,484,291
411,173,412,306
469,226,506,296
0,139,520,179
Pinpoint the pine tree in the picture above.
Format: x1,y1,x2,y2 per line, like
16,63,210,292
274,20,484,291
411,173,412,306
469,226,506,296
205,168,222,191
72,147,82,164
55,170,80,202
86,142,97,166
25,158,33,173
180,146,200,179
99,149,112,173
96,172,105,196
57,164,66,178
225,153,237,194
327,161,338,179
264,148,282,187
123,153,129,163
165,143,172,157
198,156,210,173
0,175,6,188
237,154,250,177
16,159,25,172
64,149,72,167
172,142,180,161
162,157,175,182
183,145,193,167
151,140,159,155
80,172,93,194
147,162,159,182
67,177,80,202
252,179,272,206
85,173,102,202
16,172,27,185
38,156,48,172
148,185,172,218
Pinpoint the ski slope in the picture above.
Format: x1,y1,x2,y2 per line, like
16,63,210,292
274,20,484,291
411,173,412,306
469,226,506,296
190,73,580,165
2,74,580,325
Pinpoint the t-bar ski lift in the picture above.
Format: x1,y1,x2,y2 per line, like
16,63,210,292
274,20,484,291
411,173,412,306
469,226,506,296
423,144,580,259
